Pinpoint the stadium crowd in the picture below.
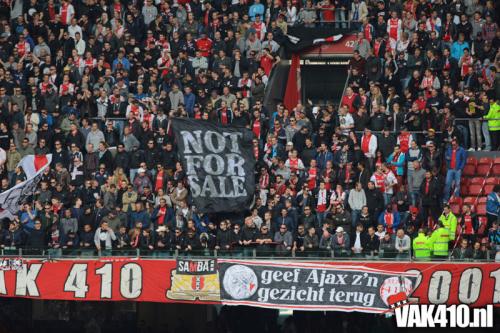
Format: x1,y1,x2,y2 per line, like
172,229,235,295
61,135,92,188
0,0,498,260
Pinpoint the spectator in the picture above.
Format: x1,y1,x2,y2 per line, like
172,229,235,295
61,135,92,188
348,182,366,227
486,185,500,229
0,0,494,263
420,170,441,225
331,226,351,256
274,223,293,256
443,139,467,202
451,239,473,260
351,223,368,257
394,228,411,259
460,204,478,244
378,204,401,235
379,232,395,258
303,226,319,255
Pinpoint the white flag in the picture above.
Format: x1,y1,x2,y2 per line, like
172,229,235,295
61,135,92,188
0,154,52,219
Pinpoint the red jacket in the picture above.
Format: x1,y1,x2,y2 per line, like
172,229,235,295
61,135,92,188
196,38,213,57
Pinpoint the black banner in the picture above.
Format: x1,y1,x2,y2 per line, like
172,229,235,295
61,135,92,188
284,26,353,53
218,260,419,313
171,118,256,213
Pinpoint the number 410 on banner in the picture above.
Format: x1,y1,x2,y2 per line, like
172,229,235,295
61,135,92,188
64,263,143,299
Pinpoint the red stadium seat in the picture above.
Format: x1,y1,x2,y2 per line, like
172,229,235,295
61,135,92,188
494,157,500,165
463,157,477,177
463,197,477,206
493,164,500,176
460,178,469,195
469,177,484,185
485,177,498,185
449,197,463,205
466,156,478,167
484,184,495,194
462,164,476,177
467,184,483,196
478,157,493,165
476,163,492,176
478,196,487,204
461,184,469,195
449,197,462,215
476,203,487,216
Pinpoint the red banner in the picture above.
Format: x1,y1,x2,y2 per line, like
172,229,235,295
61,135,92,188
0,259,498,308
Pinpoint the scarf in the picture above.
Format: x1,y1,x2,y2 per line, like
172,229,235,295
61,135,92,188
308,168,317,190
361,134,371,154
317,189,327,212
385,212,394,234
61,3,69,25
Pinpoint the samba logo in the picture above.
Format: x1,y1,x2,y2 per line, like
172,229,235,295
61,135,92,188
166,259,220,301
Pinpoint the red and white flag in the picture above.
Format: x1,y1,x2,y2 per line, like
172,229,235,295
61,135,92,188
18,154,50,178
0,154,52,219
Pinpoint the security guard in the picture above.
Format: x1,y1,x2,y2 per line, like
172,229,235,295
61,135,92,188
438,204,458,241
428,221,450,257
413,228,431,260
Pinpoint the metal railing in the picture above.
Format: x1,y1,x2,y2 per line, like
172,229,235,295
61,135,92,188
1,247,497,262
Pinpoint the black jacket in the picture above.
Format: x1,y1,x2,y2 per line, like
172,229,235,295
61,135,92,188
216,229,233,248
420,178,440,206
364,234,380,253
350,231,369,248
366,189,384,216
114,151,130,172
52,149,71,169
25,229,46,249
99,150,114,172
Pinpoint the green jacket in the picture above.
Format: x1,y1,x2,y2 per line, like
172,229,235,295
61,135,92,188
484,102,500,131
413,233,431,259
6,150,22,172
428,227,450,256
438,213,458,241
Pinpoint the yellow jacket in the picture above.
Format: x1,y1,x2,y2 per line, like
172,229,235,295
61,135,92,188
428,227,450,256
413,233,431,259
439,213,458,241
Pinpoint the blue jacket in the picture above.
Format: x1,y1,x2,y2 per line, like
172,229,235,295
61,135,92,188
316,151,333,170
192,213,210,234
274,216,295,233
184,93,196,116
451,41,469,60
378,211,401,232
386,152,406,176
486,192,499,216
248,4,264,20
444,146,467,170
151,206,175,227
130,210,151,229
112,57,131,72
